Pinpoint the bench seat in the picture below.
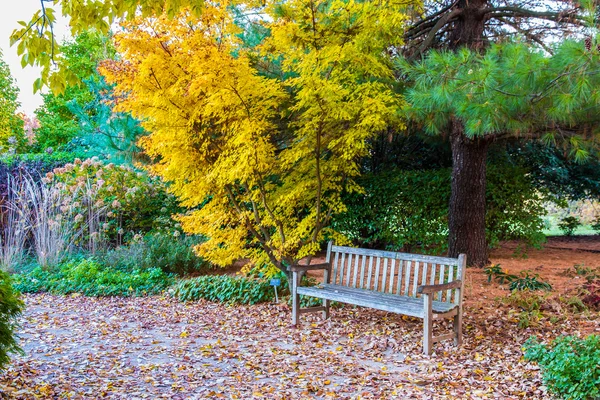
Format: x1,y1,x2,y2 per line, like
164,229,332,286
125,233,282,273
297,284,458,318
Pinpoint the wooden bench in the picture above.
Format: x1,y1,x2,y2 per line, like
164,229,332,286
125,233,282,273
291,242,466,355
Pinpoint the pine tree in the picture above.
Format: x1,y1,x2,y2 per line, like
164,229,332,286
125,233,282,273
401,0,599,266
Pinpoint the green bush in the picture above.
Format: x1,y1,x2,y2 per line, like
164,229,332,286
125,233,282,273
171,275,276,304
524,335,600,400
11,258,173,297
333,169,450,253
592,216,600,233
334,164,549,252
0,271,24,371
509,272,552,291
558,216,582,236
99,233,211,275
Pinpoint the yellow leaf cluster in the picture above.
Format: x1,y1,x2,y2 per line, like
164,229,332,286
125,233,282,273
101,0,414,273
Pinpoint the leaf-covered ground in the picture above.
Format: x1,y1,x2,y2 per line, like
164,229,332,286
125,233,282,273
0,294,557,399
2,237,599,399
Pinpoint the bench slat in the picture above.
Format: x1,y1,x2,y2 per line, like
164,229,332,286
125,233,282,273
359,255,366,289
339,253,346,286
347,254,354,286
373,257,381,291
421,262,429,287
447,264,455,302
388,259,396,294
438,264,446,301
404,261,411,296
366,255,374,290
396,260,404,295
381,258,388,293
352,254,360,288
332,251,340,285
412,261,419,297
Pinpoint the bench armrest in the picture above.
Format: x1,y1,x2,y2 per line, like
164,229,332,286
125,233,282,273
290,263,331,272
417,280,462,295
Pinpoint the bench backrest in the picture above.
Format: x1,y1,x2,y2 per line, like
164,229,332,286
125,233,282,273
325,242,465,305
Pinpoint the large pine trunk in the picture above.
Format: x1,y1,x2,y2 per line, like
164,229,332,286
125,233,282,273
448,119,490,267
446,0,491,266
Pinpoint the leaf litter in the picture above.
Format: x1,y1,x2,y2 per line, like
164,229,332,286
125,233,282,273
1,237,599,399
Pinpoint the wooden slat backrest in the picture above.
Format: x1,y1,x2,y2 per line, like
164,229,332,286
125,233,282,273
326,243,464,304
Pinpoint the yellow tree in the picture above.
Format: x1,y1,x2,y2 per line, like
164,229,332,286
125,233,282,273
101,0,411,276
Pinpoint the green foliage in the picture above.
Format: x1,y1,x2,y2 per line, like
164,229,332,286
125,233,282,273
509,272,553,292
524,335,600,400
0,50,25,153
0,270,24,371
335,164,549,252
333,169,450,252
400,40,600,156
33,31,144,163
507,142,600,203
11,258,173,297
562,263,600,283
99,233,211,276
485,164,549,248
558,216,582,236
592,215,600,233
171,275,275,305
484,264,518,284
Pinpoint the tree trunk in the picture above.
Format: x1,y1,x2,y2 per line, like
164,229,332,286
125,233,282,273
446,0,491,267
448,119,490,267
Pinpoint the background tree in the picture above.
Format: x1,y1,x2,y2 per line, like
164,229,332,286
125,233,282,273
0,50,25,153
34,31,144,163
400,0,599,266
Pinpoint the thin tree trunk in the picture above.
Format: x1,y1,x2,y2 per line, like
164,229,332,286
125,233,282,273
448,119,490,267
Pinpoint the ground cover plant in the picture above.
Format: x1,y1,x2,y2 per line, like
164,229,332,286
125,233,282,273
11,258,173,297
524,335,600,400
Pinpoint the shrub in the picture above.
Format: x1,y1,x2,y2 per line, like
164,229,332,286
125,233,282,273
12,258,173,297
581,280,600,310
99,233,211,275
592,215,600,233
48,158,181,250
484,264,518,284
171,275,276,304
509,272,552,291
558,216,582,236
333,169,450,252
334,164,549,253
0,270,24,371
524,335,600,400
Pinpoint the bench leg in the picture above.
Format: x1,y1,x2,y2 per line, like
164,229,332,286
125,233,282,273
291,272,300,326
453,309,462,346
322,299,330,320
423,294,433,355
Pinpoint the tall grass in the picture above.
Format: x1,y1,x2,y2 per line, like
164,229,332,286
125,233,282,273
0,176,29,272
21,174,79,268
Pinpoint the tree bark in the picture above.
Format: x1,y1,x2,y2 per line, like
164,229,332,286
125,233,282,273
448,119,490,267
446,0,491,267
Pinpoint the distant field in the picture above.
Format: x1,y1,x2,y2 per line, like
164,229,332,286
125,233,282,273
542,213,598,237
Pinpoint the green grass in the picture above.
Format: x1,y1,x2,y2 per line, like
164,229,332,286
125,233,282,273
542,215,597,236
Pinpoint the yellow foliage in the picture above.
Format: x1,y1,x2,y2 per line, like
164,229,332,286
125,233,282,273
101,0,414,273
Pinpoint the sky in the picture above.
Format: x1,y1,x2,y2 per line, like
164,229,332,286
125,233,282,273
1,1,69,116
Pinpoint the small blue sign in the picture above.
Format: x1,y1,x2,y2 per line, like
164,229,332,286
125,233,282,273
270,279,281,286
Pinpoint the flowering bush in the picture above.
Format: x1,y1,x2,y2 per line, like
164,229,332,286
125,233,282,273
47,158,181,251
